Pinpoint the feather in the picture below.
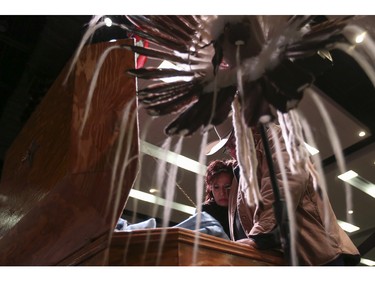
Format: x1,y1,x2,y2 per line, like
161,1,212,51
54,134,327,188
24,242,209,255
127,16,192,45
127,67,196,80
138,80,197,96
120,20,191,53
125,15,212,53
147,16,199,44
170,16,203,38
138,80,201,105
138,79,208,117
120,44,205,65
284,16,356,58
144,86,200,116
165,85,236,136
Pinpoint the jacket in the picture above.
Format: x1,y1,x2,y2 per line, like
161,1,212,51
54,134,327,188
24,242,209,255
227,124,360,265
202,200,230,238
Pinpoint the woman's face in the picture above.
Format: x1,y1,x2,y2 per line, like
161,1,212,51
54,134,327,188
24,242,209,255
210,172,232,207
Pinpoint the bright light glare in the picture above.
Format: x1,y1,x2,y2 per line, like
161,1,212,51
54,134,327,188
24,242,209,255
355,32,366,44
337,220,360,233
359,131,366,137
129,189,195,215
304,142,319,155
159,60,177,69
340,173,375,199
338,170,358,181
157,60,193,83
360,258,375,266
104,17,112,27
140,140,206,175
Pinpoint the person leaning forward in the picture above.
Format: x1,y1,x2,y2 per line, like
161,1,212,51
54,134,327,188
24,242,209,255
205,117,360,266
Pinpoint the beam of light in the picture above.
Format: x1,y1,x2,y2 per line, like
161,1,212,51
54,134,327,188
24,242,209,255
337,220,360,233
129,189,195,215
360,258,375,266
338,170,375,198
140,140,207,175
304,142,319,155
338,170,358,181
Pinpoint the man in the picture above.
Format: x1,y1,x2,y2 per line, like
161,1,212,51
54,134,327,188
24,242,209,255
206,118,360,265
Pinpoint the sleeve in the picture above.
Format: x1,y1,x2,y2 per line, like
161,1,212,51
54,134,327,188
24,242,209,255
249,126,310,236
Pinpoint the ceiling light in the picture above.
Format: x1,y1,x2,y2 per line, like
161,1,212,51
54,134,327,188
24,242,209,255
128,189,195,215
360,258,375,266
140,140,207,175
338,170,358,181
149,188,159,194
348,210,354,214
338,171,375,199
337,220,360,233
358,131,366,137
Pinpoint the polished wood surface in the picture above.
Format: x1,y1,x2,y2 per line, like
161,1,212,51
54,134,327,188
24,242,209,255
109,227,285,266
0,39,138,265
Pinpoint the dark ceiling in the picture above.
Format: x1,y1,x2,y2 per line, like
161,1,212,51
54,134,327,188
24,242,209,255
0,16,90,174
0,15,132,175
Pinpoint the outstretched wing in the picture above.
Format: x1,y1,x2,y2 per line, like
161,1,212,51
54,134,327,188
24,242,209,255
122,15,364,135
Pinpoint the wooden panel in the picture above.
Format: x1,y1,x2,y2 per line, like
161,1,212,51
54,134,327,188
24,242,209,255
0,39,138,265
0,58,73,237
57,232,109,265
109,227,285,266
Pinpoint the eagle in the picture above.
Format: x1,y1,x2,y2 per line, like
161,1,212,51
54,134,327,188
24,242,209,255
116,15,368,137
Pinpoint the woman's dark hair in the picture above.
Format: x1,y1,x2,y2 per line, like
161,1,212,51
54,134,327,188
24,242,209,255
204,159,236,202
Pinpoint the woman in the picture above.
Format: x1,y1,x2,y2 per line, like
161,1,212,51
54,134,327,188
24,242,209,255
202,159,235,238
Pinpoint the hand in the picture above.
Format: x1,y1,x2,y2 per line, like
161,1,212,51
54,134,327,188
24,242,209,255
235,238,257,248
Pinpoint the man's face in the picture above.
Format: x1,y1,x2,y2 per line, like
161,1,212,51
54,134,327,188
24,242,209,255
224,133,237,160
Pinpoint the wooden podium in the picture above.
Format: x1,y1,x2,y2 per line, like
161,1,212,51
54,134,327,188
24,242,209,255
109,228,285,266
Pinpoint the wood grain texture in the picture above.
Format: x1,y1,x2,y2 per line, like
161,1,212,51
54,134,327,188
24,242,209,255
108,227,285,266
0,39,138,265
